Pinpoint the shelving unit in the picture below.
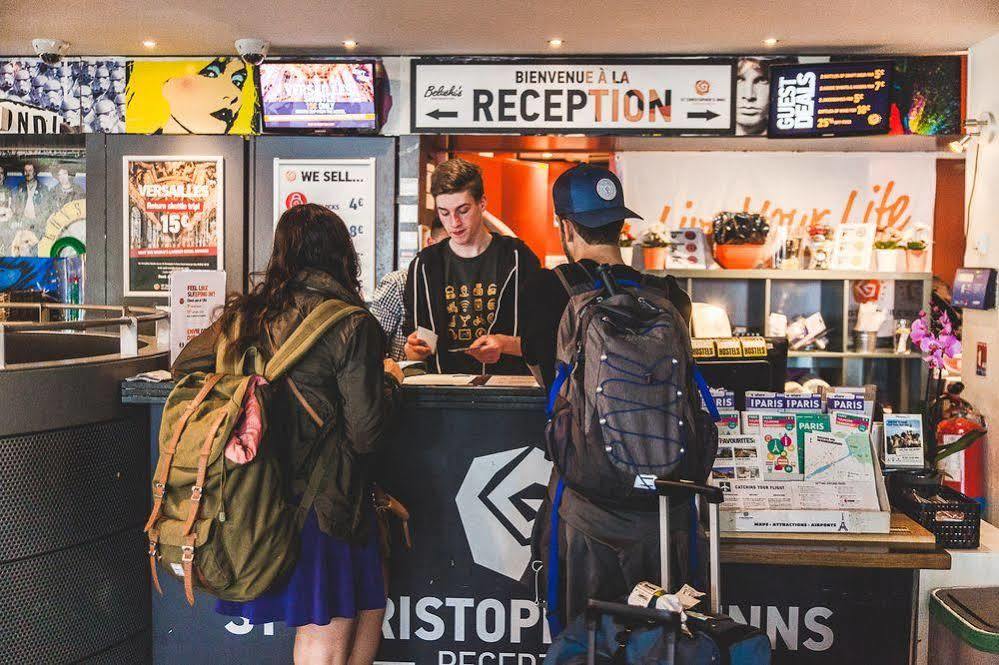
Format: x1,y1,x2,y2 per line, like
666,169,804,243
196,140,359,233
649,269,932,410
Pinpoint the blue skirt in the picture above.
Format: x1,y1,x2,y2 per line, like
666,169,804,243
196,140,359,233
214,506,386,627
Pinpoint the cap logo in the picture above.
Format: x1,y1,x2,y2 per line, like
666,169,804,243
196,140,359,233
595,178,617,201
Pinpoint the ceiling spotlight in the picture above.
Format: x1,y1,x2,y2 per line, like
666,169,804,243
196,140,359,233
548,38,564,48
343,39,358,50
541,152,554,159
142,40,157,49
949,114,995,153
762,37,779,47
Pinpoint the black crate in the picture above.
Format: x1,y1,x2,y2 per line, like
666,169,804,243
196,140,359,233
896,484,981,549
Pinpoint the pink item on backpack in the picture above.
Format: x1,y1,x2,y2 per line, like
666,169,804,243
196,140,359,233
225,375,268,464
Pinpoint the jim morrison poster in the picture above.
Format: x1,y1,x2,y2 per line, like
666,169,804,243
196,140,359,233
123,156,224,297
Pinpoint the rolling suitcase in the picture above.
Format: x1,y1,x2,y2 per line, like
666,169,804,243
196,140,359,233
577,479,771,665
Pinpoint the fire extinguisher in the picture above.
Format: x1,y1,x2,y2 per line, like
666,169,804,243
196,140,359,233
934,385,987,505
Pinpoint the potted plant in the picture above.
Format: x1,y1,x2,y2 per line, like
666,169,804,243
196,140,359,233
640,226,670,271
906,239,929,272
619,223,636,267
873,238,903,272
711,212,771,270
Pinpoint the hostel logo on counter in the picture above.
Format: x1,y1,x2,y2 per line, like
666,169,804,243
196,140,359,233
456,446,552,580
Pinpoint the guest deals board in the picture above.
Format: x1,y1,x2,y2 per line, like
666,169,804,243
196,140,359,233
411,58,734,134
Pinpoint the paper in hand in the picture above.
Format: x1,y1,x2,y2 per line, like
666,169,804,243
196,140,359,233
416,326,438,353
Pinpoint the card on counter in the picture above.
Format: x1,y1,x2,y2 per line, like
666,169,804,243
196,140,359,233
831,412,871,435
759,414,800,480
716,410,741,435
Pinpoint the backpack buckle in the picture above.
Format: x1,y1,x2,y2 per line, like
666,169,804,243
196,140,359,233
153,482,166,499
181,545,195,563
147,541,158,557
190,485,203,502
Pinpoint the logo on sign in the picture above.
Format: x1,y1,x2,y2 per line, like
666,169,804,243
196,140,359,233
695,80,711,95
285,192,307,208
283,170,298,182
456,447,552,580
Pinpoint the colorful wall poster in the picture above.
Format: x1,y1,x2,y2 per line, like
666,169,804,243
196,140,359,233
412,58,734,134
273,158,377,297
0,150,86,258
125,59,259,135
0,58,126,134
169,270,226,363
617,151,937,246
123,156,224,297
883,414,925,468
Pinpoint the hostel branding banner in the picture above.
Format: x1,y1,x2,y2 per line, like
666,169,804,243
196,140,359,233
124,156,224,297
273,159,377,297
412,58,734,134
616,151,936,241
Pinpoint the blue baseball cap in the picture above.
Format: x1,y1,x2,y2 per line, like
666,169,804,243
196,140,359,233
552,164,643,228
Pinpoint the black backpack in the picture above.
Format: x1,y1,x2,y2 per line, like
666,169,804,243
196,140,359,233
545,263,719,506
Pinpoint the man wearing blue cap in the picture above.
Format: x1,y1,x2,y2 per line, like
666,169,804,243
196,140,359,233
520,163,691,386
521,163,695,627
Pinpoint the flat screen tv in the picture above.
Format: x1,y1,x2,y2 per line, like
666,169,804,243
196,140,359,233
768,60,893,138
259,61,378,133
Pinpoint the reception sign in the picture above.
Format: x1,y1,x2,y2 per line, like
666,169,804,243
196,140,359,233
273,158,376,297
123,156,224,297
616,151,936,242
412,58,734,134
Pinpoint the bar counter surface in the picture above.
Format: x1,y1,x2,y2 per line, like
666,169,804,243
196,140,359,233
122,380,949,665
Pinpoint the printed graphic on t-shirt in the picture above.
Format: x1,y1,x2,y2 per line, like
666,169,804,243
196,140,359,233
446,280,497,342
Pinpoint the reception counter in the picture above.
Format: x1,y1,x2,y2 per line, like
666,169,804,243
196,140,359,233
122,380,949,665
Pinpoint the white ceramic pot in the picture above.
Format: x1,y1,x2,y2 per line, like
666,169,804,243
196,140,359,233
874,249,901,272
621,245,634,267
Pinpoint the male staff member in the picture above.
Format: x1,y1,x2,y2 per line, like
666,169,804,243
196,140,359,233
519,163,694,625
403,157,540,374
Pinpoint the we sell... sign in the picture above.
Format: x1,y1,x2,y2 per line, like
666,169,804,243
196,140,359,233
412,58,734,134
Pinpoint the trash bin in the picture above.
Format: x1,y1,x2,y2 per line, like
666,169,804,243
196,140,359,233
929,587,999,664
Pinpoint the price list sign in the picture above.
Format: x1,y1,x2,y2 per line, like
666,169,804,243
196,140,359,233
768,60,893,138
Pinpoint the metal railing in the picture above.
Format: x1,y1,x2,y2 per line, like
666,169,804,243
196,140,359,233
0,302,169,369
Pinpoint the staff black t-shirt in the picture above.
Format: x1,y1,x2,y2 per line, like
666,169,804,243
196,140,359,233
440,239,503,374
519,260,692,388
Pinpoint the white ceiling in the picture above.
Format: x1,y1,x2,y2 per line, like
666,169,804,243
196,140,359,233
2,0,998,56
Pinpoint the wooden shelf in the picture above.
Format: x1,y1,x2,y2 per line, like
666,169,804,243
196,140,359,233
788,351,921,359
652,269,932,281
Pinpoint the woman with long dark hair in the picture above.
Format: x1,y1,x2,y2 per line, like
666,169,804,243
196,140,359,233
174,203,403,664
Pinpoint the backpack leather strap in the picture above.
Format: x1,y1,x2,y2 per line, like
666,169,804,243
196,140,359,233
144,373,223,533
147,528,163,596
181,533,197,606
182,409,228,537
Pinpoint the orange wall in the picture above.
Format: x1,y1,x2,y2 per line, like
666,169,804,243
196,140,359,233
932,158,966,286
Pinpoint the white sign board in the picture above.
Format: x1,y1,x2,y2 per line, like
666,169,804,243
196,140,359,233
412,58,734,134
273,158,377,298
169,270,226,364
617,151,937,243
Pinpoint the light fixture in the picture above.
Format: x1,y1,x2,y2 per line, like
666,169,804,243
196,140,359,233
762,37,779,47
343,39,358,50
541,152,553,159
142,40,157,49
949,114,994,153
548,38,564,48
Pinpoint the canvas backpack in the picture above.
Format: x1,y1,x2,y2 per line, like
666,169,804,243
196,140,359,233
545,263,719,506
144,299,363,605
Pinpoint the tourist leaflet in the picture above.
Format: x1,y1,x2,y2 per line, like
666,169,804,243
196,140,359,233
883,414,925,468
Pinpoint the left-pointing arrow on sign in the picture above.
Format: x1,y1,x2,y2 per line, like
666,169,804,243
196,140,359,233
426,109,459,120
686,109,720,121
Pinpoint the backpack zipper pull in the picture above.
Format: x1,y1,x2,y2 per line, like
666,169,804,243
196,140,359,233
218,459,227,523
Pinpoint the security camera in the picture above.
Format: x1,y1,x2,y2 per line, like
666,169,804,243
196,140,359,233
32,39,70,66
235,39,269,66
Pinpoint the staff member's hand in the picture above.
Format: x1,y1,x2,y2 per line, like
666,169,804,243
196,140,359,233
383,358,404,384
467,334,521,365
404,331,432,361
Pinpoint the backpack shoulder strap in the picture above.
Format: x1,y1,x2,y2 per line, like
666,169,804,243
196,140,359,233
553,262,598,298
264,299,365,381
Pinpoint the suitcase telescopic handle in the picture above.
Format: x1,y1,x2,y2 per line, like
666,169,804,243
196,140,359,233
585,599,680,627
654,478,725,504
655,478,723,615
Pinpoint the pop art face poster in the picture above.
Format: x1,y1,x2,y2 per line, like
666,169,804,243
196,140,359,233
123,156,224,297
0,150,86,258
125,58,260,135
